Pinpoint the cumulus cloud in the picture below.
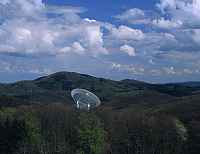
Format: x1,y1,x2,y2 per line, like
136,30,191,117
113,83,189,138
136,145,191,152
1,0,200,81
59,42,85,55
156,0,200,27
157,0,200,15
0,19,59,54
81,19,108,55
0,0,10,5
0,0,108,57
156,51,199,61
191,29,200,44
158,29,200,53
111,62,145,75
116,0,200,29
163,66,176,75
152,18,183,29
110,61,199,78
120,45,136,56
45,5,86,14
0,0,44,18
156,0,177,13
116,8,145,20
109,25,145,40
115,8,151,24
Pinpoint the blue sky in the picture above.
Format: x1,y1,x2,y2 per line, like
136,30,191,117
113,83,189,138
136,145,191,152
0,0,200,83
44,0,157,21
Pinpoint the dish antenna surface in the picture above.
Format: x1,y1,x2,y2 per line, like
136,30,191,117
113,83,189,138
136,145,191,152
71,89,101,110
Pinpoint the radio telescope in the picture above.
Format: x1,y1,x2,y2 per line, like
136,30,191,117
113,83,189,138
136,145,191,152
71,89,101,110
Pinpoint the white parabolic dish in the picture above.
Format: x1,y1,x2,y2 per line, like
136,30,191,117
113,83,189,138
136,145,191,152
71,88,101,110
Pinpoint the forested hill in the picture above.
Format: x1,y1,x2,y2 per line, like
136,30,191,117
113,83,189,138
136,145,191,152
1,72,200,154
0,71,200,107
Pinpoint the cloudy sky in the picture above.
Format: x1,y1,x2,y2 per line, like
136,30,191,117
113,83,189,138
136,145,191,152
0,0,200,83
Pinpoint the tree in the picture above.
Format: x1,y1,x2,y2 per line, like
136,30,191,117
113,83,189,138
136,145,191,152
76,112,106,154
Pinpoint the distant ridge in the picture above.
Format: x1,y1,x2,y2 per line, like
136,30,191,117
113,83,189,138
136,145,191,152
0,71,200,107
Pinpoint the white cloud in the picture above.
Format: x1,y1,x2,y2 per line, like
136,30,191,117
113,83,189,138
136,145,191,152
1,0,200,81
115,8,151,25
110,25,145,40
111,62,145,75
120,44,136,56
81,20,108,55
111,63,121,69
59,46,71,54
15,28,32,43
0,0,44,18
150,69,162,76
115,8,150,24
0,1,108,57
191,29,200,44
163,66,176,75
157,0,200,16
157,51,199,61
116,8,145,20
149,59,155,65
84,18,97,23
183,68,193,74
110,62,199,77
45,5,86,14
0,0,10,5
157,0,200,27
0,45,16,53
0,19,60,54
72,42,85,54
117,1,200,29
59,42,85,55
156,0,177,13
152,18,182,29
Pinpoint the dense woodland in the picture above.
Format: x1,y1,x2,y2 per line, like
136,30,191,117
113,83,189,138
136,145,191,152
0,104,190,154
0,72,200,154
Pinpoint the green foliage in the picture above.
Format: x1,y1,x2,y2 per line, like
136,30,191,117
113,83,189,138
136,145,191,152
0,108,41,154
0,72,200,154
1,71,198,106
21,113,41,146
76,112,106,154
0,107,16,121
174,118,188,141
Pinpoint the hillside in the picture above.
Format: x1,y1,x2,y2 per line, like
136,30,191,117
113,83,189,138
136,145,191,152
1,71,200,108
1,72,200,154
